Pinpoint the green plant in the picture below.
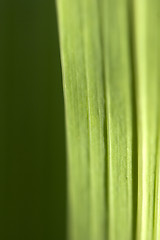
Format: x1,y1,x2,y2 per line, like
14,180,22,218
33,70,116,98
56,0,160,240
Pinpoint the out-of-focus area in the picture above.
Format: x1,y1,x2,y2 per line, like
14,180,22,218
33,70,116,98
0,0,66,239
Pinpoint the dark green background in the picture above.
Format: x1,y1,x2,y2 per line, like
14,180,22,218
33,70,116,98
0,0,66,239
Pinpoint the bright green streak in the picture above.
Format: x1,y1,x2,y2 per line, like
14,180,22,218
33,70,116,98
100,0,133,239
133,0,160,239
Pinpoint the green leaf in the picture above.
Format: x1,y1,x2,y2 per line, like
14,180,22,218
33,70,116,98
100,0,134,239
57,1,106,239
133,1,160,239
56,0,160,240
56,1,90,240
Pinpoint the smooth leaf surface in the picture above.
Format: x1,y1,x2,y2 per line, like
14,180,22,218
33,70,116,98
57,0,160,240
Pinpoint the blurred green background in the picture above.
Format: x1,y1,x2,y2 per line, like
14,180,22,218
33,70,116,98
0,0,66,239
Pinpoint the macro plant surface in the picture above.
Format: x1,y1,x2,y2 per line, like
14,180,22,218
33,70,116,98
56,0,160,240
